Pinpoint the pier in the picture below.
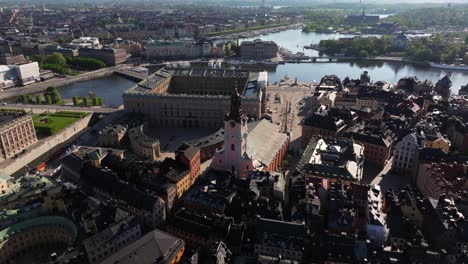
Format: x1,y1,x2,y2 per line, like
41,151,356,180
283,57,361,63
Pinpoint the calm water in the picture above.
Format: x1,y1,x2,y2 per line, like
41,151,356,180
247,29,468,92
41,30,467,101
56,75,135,106
245,29,381,57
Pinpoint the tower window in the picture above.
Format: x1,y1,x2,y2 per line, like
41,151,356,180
231,144,235,151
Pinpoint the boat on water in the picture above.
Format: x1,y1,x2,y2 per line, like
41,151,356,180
428,62,468,71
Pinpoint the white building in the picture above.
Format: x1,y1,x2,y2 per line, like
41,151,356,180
145,39,186,59
366,185,389,244
0,65,15,89
0,62,40,88
392,133,420,175
69,37,101,49
16,62,40,85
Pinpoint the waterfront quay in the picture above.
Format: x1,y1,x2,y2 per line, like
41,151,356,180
0,64,131,100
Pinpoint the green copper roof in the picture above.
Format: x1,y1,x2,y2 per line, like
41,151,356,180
0,216,77,242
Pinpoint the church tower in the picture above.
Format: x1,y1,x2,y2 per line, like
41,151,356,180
223,91,249,174
211,91,254,178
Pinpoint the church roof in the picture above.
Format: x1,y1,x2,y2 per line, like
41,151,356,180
246,120,289,169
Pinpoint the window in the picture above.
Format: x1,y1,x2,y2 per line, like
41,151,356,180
231,144,235,151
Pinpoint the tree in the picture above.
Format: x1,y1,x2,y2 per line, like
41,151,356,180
464,53,468,65
358,50,369,58
66,56,106,70
31,55,44,65
44,87,62,104
82,97,91,107
45,95,52,105
57,37,69,45
42,63,69,74
35,95,43,104
92,96,99,106
20,95,27,104
72,96,79,106
43,52,67,66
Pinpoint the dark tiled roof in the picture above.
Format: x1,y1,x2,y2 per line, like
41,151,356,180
81,164,159,212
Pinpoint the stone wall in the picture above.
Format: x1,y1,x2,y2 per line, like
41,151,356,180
1,114,92,175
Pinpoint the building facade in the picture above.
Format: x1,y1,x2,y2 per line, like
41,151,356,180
83,216,141,264
145,39,186,59
128,123,161,161
98,124,128,147
0,111,38,161
101,229,185,264
240,39,278,59
393,133,420,175
297,136,365,187
78,47,127,66
0,216,77,264
416,162,467,199
123,68,267,129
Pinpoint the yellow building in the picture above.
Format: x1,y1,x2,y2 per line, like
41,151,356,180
425,137,451,154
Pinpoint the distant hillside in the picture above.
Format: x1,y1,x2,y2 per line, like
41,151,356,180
385,5,468,29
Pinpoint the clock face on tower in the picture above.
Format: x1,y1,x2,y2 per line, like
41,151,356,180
230,120,236,127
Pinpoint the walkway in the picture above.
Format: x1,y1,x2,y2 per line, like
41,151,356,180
1,103,120,114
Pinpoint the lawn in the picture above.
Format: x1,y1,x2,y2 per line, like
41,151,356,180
33,111,88,135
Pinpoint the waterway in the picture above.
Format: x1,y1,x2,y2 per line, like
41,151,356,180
31,29,467,101
54,75,135,106
247,29,468,92
245,29,381,57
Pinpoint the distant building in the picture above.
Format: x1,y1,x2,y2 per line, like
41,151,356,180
392,33,411,49
347,9,380,25
0,110,37,161
240,39,278,59
297,136,365,186
101,229,185,264
69,37,102,49
0,53,26,65
145,39,186,59
83,216,141,264
78,47,127,66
